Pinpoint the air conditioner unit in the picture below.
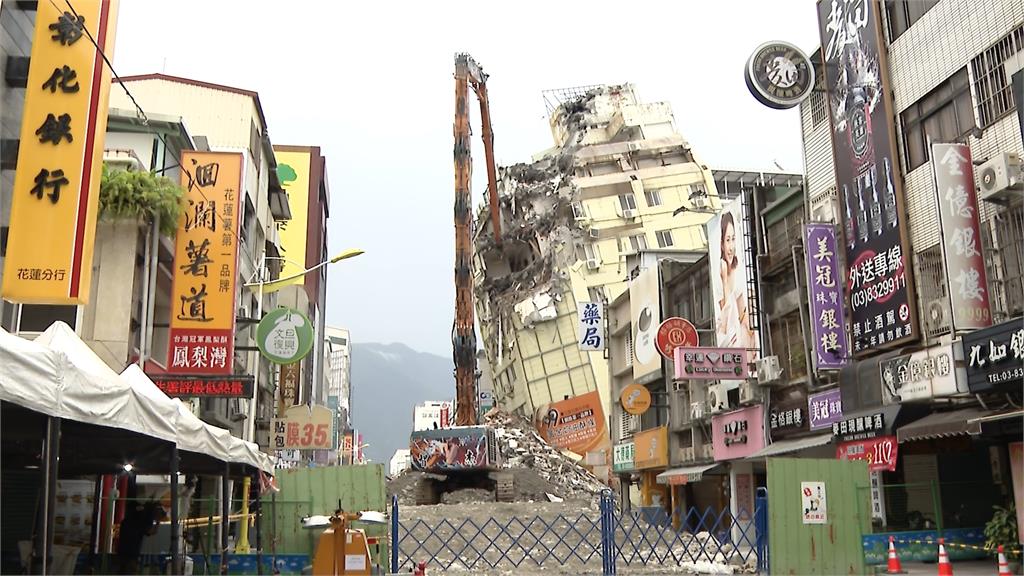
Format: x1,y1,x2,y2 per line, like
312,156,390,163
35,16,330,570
757,356,783,386
739,381,760,405
707,385,729,414
586,259,600,270
622,208,638,219
589,228,600,239
692,195,708,209
925,298,951,334
978,153,1023,205
672,381,687,393
680,447,695,462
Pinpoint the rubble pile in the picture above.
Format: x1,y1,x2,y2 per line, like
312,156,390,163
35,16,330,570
484,409,607,499
643,530,758,574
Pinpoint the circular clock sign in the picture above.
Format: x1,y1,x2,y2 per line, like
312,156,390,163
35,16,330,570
256,307,315,364
745,41,815,110
656,317,699,360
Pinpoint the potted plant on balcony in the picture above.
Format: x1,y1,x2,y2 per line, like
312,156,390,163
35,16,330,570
984,504,1021,573
99,164,183,233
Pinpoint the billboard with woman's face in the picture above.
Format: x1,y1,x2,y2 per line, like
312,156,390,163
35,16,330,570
707,196,760,386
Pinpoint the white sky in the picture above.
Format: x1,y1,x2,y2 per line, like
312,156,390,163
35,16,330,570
112,1,822,356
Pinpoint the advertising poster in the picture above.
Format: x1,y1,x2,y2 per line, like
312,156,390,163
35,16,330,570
817,0,918,355
836,435,898,472
629,267,662,383
536,390,607,456
409,428,491,471
801,482,828,524
168,151,243,374
272,405,334,450
708,196,759,354
805,223,850,369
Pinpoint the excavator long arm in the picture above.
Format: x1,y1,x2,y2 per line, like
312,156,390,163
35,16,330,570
452,53,501,427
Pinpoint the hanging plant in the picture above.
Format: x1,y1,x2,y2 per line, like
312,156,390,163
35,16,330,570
99,164,184,236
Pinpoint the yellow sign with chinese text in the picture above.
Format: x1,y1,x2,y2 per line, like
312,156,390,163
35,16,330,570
2,0,119,304
167,151,242,374
634,426,669,470
269,149,310,292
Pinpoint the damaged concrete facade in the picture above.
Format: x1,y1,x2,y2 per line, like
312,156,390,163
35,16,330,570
473,84,721,421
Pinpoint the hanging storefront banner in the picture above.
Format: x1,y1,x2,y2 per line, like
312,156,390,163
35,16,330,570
2,0,119,304
168,151,243,374
836,435,898,472
630,268,662,384
272,405,334,450
962,318,1024,393
150,375,254,398
656,317,698,360
257,307,315,364
620,384,652,415
817,0,918,355
707,195,761,383
269,148,312,292
808,388,844,431
674,347,750,380
577,301,605,351
712,405,765,461
805,223,850,369
879,343,966,404
931,143,992,330
633,427,668,470
279,361,301,409
535,391,607,456
613,442,635,473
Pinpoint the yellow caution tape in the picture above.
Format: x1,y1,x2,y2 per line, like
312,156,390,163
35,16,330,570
892,538,1021,558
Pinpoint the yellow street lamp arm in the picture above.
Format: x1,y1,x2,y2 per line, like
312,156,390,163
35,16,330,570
244,249,364,289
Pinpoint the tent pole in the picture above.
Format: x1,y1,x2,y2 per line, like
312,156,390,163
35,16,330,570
169,446,180,575
44,416,61,575
220,465,229,575
255,474,263,576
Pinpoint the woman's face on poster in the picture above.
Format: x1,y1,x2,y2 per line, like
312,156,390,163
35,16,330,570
722,221,736,265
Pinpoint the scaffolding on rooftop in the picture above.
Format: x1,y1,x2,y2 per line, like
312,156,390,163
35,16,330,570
541,85,606,114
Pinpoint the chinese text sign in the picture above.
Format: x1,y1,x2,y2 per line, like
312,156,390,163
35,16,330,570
269,149,311,291
2,0,119,304
805,224,849,369
168,151,243,374
931,143,992,330
272,405,334,450
836,435,898,472
817,0,918,355
807,388,844,430
577,301,604,351
801,482,827,524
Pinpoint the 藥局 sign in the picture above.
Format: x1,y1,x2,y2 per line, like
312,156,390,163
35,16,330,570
817,0,918,355
808,388,843,430
577,301,604,351
805,223,850,369
801,482,827,524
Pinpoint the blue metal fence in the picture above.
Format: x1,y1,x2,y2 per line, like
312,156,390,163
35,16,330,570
391,491,766,574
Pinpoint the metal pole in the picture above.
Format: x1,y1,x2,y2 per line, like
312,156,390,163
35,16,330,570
245,250,266,443
270,492,278,574
221,465,230,575
390,495,399,574
43,416,61,576
255,477,263,576
170,447,180,576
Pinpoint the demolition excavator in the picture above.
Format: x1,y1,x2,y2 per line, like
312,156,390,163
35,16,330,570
407,54,513,504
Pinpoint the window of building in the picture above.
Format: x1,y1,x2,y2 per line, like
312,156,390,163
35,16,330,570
971,24,1024,129
624,329,633,368
571,201,587,220
578,242,599,264
985,205,1024,319
618,193,637,212
248,120,262,175
656,229,674,248
18,304,77,333
644,189,662,207
588,286,604,304
885,0,939,42
810,72,827,128
768,311,807,383
901,68,975,172
620,234,647,254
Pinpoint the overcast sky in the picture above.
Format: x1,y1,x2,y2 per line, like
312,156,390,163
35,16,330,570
113,1,822,357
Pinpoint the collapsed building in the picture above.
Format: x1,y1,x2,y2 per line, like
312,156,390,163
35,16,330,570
472,84,722,421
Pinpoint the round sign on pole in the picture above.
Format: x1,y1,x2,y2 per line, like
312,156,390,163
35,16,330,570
620,384,652,416
256,307,315,364
744,41,815,110
656,317,699,360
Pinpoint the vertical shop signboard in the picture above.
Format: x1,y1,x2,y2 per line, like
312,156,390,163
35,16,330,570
805,223,849,369
577,301,605,351
817,0,919,355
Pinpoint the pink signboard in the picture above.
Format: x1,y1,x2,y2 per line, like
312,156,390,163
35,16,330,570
712,405,764,461
674,347,750,380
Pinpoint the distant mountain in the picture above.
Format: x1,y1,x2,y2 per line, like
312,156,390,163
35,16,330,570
350,342,454,465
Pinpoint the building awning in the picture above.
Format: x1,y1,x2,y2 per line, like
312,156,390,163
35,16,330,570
896,407,990,443
747,433,833,459
656,464,720,485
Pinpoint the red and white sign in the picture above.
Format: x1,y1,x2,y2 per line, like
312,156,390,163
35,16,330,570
836,435,898,472
931,143,992,330
272,405,334,450
656,317,699,360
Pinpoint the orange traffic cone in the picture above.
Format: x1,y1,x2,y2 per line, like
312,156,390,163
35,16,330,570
997,545,1011,576
886,536,906,574
938,538,954,576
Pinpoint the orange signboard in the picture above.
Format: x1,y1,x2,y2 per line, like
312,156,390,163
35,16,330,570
536,391,606,455
620,384,652,415
1,0,119,304
634,426,669,470
167,151,243,374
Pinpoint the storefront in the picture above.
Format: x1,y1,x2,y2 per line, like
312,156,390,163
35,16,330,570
634,427,670,521
612,441,636,512
711,405,765,524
